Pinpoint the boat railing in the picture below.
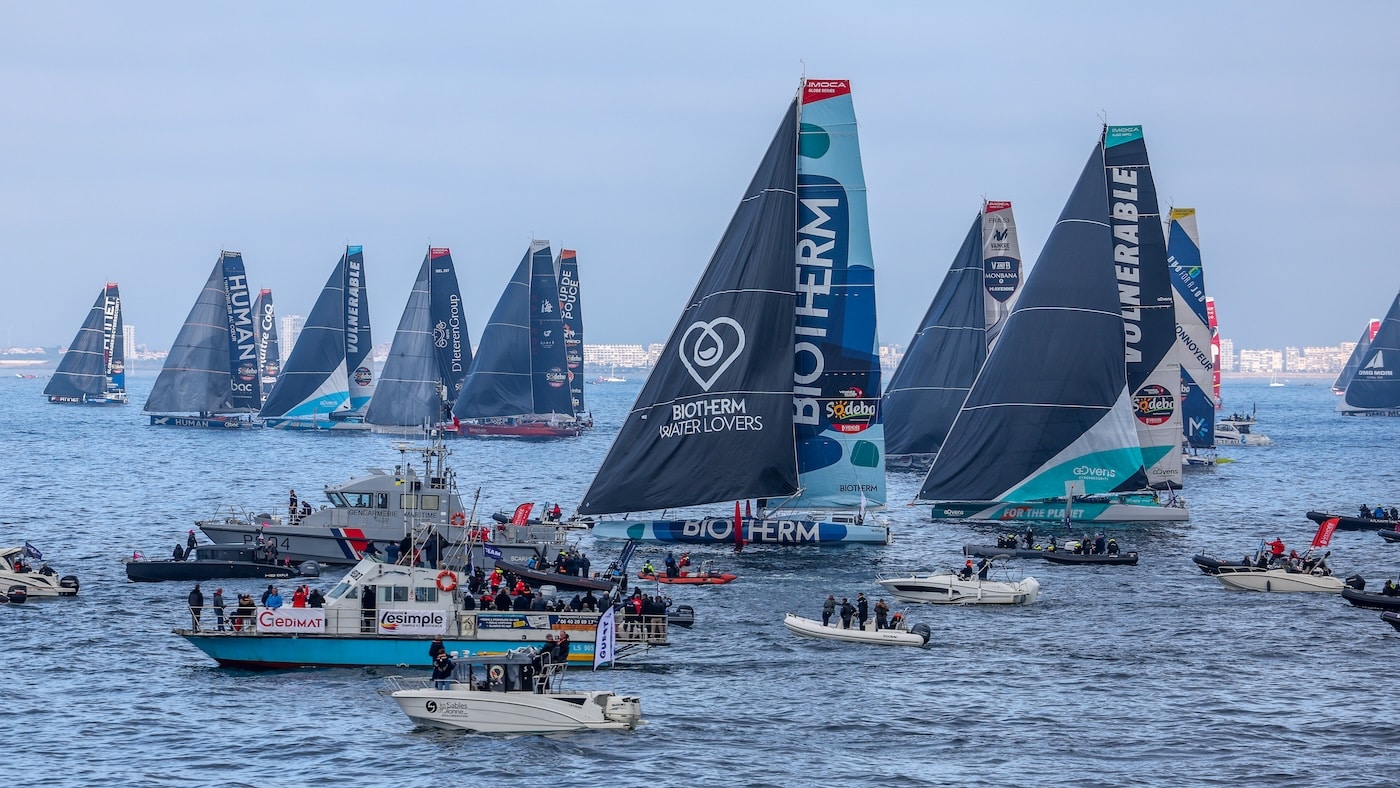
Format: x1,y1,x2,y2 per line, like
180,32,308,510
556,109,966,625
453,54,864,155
617,612,669,646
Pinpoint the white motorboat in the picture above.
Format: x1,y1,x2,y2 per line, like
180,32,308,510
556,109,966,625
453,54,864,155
876,561,1040,605
1216,417,1272,446
0,545,78,600
1214,568,1343,593
782,612,930,646
386,650,642,734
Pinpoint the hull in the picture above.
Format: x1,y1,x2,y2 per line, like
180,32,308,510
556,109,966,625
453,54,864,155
125,560,301,583
875,573,1039,605
459,422,583,438
148,414,259,429
1384,612,1400,631
0,571,78,597
47,394,127,406
260,417,371,432
178,631,598,670
782,613,928,646
590,517,891,545
1214,570,1343,593
1306,511,1399,532
1341,587,1400,612
495,560,614,593
1191,554,1255,575
638,571,737,585
391,689,638,733
1338,408,1400,417
962,544,1137,565
1380,530,1400,543
930,499,1188,524
198,519,548,566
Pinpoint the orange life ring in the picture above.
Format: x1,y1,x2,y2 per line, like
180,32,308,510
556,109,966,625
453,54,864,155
450,511,466,527
436,570,458,592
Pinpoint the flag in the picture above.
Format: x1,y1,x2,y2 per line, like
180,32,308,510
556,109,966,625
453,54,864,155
745,500,752,519
593,604,616,671
1312,517,1339,549
510,503,534,526
23,542,42,561
484,544,503,562
733,500,745,552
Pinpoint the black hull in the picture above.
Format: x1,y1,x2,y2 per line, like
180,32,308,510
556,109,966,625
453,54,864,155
964,544,1137,565
492,559,614,593
668,604,695,629
125,560,301,583
1306,511,1399,532
1379,530,1400,543
1192,554,1255,575
1383,612,1400,632
1341,587,1400,612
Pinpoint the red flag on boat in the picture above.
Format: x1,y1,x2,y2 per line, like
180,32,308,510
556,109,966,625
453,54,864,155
734,501,745,552
511,503,534,526
745,500,752,519
1312,517,1339,549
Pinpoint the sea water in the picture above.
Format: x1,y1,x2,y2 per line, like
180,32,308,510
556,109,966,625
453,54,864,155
3,374,1398,786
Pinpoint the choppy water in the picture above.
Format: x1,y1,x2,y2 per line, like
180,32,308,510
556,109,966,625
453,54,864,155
4,374,1399,786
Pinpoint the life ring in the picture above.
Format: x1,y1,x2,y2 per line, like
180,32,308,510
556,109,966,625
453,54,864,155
488,665,504,681
436,570,458,592
450,511,466,527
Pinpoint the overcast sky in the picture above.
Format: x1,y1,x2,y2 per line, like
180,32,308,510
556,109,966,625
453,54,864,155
3,2,1396,352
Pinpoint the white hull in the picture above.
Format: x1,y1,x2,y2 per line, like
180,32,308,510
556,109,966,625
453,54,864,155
391,688,640,733
1215,570,1343,593
876,573,1039,605
0,570,74,597
783,613,928,646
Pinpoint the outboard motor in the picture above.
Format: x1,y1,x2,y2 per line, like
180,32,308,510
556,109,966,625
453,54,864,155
7,585,28,604
59,575,80,594
298,560,321,578
911,622,932,645
1345,575,1365,591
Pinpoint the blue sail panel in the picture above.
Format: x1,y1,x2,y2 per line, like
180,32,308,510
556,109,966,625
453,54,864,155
365,250,439,427
453,247,534,418
45,286,110,399
429,248,471,405
1339,292,1400,413
260,250,351,420
528,242,574,416
343,246,375,414
1167,209,1215,448
579,97,800,515
222,253,260,411
917,141,1147,503
1105,125,1181,488
790,79,885,509
105,284,125,396
253,289,280,405
557,250,585,414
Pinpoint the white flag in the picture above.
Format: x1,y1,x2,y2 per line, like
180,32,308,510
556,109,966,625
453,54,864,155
592,605,616,671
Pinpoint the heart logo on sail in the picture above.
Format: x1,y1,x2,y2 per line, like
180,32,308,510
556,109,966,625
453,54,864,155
678,318,746,392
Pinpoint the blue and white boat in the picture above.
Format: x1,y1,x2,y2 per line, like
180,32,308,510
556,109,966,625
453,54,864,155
145,251,263,429
1337,290,1400,416
45,282,127,405
259,245,375,431
365,247,471,432
883,200,1023,470
579,79,889,545
915,127,1188,524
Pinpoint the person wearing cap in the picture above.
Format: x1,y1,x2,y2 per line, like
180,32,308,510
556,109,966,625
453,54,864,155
855,593,869,630
186,529,197,553
431,650,454,690
958,559,974,581
188,583,204,630
839,597,855,629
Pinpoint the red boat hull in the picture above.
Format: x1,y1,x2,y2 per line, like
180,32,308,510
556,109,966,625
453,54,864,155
639,571,738,585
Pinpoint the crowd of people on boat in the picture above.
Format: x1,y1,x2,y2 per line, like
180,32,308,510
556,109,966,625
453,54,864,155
820,592,897,631
1358,505,1400,521
1245,538,1332,575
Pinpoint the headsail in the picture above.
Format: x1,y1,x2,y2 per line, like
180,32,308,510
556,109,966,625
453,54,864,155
1338,291,1400,413
46,284,120,401
106,283,125,397
252,289,280,405
343,246,374,414
789,78,885,509
529,242,574,416
557,250,586,415
1333,318,1382,395
916,140,1147,503
884,201,1022,458
578,98,800,515
259,247,355,420
1168,209,1214,448
1104,125,1181,489
1206,296,1221,408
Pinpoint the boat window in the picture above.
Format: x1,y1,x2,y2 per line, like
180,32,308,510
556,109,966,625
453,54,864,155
345,493,372,508
420,494,440,511
329,581,352,599
400,494,418,510
376,493,389,509
380,586,409,603
414,587,439,603
326,492,346,507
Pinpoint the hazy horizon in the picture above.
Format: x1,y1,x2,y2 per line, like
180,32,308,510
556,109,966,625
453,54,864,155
5,3,1397,351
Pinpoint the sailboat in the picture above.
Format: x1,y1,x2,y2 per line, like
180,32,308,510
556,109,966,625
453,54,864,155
557,249,589,421
365,247,472,432
1167,208,1217,465
44,282,127,405
145,251,263,428
259,245,375,431
883,200,1023,470
449,240,581,438
1337,290,1400,416
1333,317,1381,395
915,126,1188,524
252,288,280,406
578,78,889,545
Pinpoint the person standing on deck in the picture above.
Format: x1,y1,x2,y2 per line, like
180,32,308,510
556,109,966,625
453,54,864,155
856,593,869,630
874,598,890,631
188,583,204,630
822,594,836,626
289,489,298,524
212,588,225,631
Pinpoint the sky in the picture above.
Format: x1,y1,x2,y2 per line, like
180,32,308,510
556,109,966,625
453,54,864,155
3,2,1397,352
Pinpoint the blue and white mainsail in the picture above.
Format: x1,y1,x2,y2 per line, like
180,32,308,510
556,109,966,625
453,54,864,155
145,252,259,415
260,246,364,422
366,247,471,428
45,283,126,404
916,139,1149,504
789,79,885,509
1167,209,1215,449
883,201,1023,460
557,249,586,415
253,288,280,406
344,246,375,415
1338,291,1400,415
1333,318,1381,395
1104,125,1181,489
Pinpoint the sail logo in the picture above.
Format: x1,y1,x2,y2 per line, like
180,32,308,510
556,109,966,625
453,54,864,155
678,318,745,391
1133,383,1175,426
795,179,849,428
353,366,373,386
661,397,762,439
545,368,567,388
539,298,554,314
102,292,120,368
826,387,877,433
1072,465,1117,479
345,255,362,357
984,257,1021,302
1109,166,1143,364
558,270,579,320
1359,351,1391,377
